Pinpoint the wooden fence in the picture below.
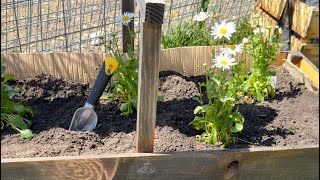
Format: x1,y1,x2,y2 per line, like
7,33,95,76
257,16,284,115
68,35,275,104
255,0,319,67
1,46,249,84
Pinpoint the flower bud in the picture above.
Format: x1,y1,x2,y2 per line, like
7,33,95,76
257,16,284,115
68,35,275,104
242,37,249,44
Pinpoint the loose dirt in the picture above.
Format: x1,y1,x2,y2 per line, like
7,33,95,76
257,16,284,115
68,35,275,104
1,67,319,158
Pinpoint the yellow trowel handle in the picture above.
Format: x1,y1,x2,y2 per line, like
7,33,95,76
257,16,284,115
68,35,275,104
86,57,118,106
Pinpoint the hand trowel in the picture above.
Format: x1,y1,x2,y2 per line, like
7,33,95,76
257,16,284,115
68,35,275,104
69,57,118,131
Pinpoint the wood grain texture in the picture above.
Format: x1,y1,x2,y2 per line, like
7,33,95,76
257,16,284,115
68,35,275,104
136,23,162,153
136,2,164,153
122,0,134,53
284,53,319,91
1,47,248,83
291,0,319,39
258,0,288,20
1,146,319,179
290,36,319,67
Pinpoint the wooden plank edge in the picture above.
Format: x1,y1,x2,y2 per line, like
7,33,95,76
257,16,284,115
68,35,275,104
291,0,319,39
283,51,319,91
257,0,288,20
2,145,319,163
1,146,318,179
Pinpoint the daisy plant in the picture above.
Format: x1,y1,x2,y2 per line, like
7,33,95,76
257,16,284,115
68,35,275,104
242,17,282,102
161,11,212,49
104,12,139,116
190,20,246,147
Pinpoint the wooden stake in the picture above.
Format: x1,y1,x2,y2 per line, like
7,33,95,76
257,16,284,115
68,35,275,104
122,0,134,53
136,2,165,153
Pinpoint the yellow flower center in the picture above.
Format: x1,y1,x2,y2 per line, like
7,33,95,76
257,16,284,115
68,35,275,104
228,45,236,50
221,60,228,65
219,28,227,34
122,16,129,21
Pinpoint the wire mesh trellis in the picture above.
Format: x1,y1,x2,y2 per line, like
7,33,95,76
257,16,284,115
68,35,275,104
1,0,255,53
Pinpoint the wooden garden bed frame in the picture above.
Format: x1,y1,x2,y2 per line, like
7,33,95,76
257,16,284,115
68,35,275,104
1,48,319,179
1,1,319,178
2,145,318,179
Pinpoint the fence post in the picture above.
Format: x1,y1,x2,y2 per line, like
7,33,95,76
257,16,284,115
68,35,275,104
122,0,135,53
136,2,165,153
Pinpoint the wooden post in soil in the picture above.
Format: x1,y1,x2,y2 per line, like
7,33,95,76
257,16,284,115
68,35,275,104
136,2,165,153
122,0,134,53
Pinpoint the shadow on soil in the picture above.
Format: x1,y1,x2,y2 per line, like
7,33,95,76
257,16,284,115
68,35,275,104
273,81,303,101
1,72,295,149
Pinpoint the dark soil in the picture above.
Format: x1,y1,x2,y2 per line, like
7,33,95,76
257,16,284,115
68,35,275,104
1,67,319,158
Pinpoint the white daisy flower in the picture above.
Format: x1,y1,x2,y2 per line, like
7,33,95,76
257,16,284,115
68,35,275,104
211,20,236,40
213,53,236,71
194,11,209,22
220,44,243,55
116,12,135,26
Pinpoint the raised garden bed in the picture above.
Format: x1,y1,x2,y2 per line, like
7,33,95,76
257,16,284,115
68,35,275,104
1,65,319,157
1,50,319,179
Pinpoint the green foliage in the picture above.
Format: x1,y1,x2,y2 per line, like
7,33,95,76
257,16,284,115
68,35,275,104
1,58,33,139
161,22,212,49
190,65,245,147
104,31,138,116
200,0,210,12
242,19,282,102
161,17,253,49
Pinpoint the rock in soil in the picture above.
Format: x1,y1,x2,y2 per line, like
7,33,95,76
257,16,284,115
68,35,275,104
1,67,319,158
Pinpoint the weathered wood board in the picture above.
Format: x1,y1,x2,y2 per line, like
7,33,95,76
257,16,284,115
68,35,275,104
284,52,319,91
1,146,319,179
1,46,249,84
290,36,319,67
291,0,319,39
257,0,288,20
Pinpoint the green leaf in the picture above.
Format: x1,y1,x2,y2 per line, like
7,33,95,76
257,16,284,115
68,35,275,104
15,105,25,113
192,96,202,104
2,73,15,84
119,102,129,112
190,116,206,130
211,77,220,86
4,85,16,98
18,129,33,139
100,93,112,100
208,127,217,145
219,97,235,103
193,106,205,114
231,123,244,133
